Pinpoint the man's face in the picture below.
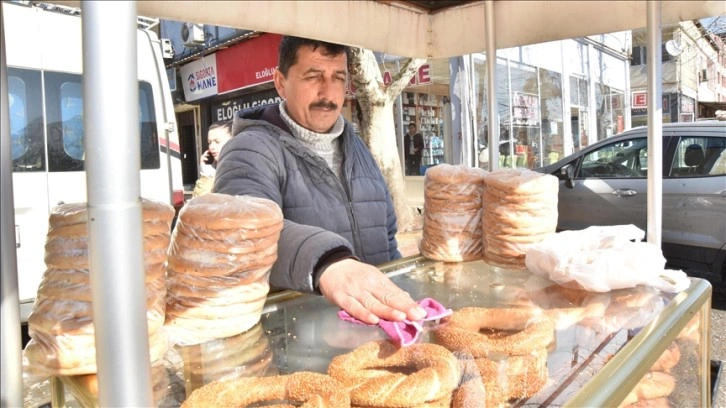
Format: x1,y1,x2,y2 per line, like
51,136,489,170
408,125,416,134
273,45,348,133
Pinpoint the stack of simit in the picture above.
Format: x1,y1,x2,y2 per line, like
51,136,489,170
482,168,559,269
24,199,174,377
420,164,488,262
165,193,283,346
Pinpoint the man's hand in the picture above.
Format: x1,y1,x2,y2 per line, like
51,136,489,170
319,258,426,325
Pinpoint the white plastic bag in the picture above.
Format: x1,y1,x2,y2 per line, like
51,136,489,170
524,225,690,293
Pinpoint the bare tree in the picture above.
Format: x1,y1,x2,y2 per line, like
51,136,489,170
348,47,426,231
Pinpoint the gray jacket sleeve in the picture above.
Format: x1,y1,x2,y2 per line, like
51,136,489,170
214,131,353,293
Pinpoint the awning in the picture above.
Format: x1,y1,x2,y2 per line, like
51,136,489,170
699,101,726,109
49,1,724,58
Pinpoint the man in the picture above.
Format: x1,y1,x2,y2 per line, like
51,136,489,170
403,123,424,175
214,36,426,325
192,120,233,198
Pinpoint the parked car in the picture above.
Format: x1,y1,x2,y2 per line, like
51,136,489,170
535,120,726,279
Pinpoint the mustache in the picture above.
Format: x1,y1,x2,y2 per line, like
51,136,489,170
309,100,338,110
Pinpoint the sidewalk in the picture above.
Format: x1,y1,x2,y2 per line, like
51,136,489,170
396,230,422,258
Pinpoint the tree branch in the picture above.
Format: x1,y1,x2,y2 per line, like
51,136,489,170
386,58,427,99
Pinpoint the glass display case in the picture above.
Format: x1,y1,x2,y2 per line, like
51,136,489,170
25,256,711,407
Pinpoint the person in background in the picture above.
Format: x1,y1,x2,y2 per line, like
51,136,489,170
192,120,233,198
214,36,426,325
403,123,424,175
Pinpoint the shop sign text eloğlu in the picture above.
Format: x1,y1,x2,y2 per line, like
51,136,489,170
213,89,283,121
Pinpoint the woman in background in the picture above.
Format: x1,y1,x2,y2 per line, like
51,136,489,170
192,120,233,197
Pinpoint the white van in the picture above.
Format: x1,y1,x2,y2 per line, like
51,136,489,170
3,2,184,322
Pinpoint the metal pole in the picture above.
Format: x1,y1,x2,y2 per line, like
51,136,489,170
646,1,663,247
485,0,498,171
467,53,477,167
561,41,573,156
449,57,462,164
624,32,632,130
507,56,514,167
587,43,597,146
0,1,24,406
536,66,543,168
81,2,153,406
456,56,474,167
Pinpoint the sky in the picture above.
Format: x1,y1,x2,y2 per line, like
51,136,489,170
700,15,726,35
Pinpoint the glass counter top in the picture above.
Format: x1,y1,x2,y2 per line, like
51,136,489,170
32,255,712,407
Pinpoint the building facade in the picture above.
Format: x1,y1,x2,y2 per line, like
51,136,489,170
161,18,724,188
630,20,726,127
386,33,631,172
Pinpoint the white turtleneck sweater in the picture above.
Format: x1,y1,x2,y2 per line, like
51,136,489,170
279,100,345,181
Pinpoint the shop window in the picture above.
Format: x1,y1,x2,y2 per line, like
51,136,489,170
569,76,579,105
577,78,588,108
595,84,613,142
610,90,625,134
631,46,644,66
539,69,564,168
400,91,445,173
496,62,511,128
630,45,672,65
510,62,538,95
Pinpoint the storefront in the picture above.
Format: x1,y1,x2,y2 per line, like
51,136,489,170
468,36,630,170
381,35,631,174
342,60,451,177
397,65,450,176
631,91,698,126
173,33,282,189
171,32,631,185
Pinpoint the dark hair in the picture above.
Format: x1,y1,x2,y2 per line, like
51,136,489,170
277,36,351,76
208,120,232,134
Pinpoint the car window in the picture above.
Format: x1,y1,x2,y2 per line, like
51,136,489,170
670,136,726,177
577,138,647,178
44,71,161,172
8,69,45,172
60,82,84,161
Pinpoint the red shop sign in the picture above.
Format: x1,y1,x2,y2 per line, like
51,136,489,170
631,91,670,113
632,91,647,109
381,64,432,86
216,33,282,94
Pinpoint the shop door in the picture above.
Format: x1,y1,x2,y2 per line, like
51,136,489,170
177,109,199,188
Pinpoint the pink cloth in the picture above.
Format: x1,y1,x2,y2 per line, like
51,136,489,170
337,298,452,346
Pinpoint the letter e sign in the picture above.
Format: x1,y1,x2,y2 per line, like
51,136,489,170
632,91,647,109
418,64,431,84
